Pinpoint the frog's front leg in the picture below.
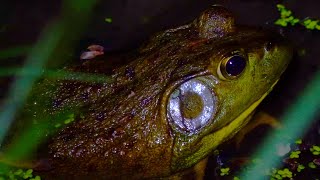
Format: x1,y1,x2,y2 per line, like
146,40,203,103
167,158,208,180
234,111,282,149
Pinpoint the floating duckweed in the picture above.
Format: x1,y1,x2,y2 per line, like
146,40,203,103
30,175,41,180
275,4,300,27
271,172,282,180
289,150,301,159
0,168,40,180
313,145,320,151
278,5,292,17
64,119,72,124
297,164,305,172
80,113,85,119
64,113,75,124
303,19,320,30
275,4,320,30
219,137,319,178
271,168,292,179
233,176,240,180
54,123,61,128
22,169,33,179
13,169,23,175
269,169,279,179
312,151,320,155
278,168,292,178
220,167,230,176
295,139,302,144
275,19,288,27
8,174,14,179
308,162,316,169
310,145,320,155
104,17,113,23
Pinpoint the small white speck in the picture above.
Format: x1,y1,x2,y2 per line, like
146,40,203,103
128,91,135,98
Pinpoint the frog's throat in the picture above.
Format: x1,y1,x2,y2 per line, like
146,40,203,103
185,79,279,164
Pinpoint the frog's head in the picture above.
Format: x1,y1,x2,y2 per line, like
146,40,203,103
42,6,292,179
164,6,293,172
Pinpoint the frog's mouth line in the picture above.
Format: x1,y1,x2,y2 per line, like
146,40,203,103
226,79,280,131
210,79,279,140
184,79,279,164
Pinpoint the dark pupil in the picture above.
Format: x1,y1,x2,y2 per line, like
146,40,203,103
225,55,246,76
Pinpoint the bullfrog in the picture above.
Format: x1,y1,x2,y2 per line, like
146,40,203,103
4,5,292,179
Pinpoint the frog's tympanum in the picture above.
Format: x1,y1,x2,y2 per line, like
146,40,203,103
11,6,292,179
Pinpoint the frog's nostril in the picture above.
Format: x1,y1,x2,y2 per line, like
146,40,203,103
261,73,268,79
265,41,275,51
167,78,217,134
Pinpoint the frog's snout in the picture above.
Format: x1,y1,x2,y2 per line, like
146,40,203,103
270,39,293,73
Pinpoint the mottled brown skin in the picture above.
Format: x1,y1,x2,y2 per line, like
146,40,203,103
12,6,292,179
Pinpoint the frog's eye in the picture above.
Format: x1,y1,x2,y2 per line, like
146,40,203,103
218,54,247,80
167,78,217,134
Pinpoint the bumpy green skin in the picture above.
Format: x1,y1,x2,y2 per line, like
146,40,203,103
19,6,292,179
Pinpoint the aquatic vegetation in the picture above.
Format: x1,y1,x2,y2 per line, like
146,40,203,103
303,19,320,30
220,167,230,176
54,113,75,128
308,162,316,169
295,139,302,145
104,17,113,23
310,145,320,155
289,150,301,159
275,4,299,27
275,4,320,30
215,138,320,179
0,168,40,180
297,164,305,172
271,168,293,179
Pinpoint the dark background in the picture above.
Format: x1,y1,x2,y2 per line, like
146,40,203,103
0,0,319,179
1,0,319,104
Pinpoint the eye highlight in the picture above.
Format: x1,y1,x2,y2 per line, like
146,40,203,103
167,78,217,134
218,53,247,80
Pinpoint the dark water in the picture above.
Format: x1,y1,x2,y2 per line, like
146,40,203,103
0,0,319,179
1,0,319,99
